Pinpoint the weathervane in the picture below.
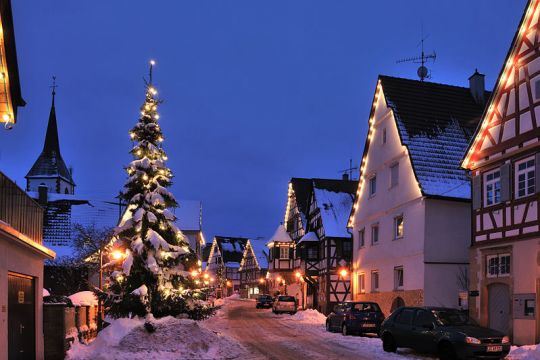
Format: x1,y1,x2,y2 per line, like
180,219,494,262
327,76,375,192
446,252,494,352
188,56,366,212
397,31,436,81
50,75,58,101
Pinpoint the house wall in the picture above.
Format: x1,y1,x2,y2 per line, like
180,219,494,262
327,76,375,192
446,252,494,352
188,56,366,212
423,199,471,309
469,237,540,345
351,90,425,316
27,177,73,195
0,231,46,360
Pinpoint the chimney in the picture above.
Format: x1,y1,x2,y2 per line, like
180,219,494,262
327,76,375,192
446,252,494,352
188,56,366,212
469,69,486,105
38,185,48,205
342,173,349,181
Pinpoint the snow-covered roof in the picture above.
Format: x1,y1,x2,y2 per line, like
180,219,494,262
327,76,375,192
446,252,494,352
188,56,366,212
298,231,318,244
267,224,292,244
314,186,354,238
68,291,98,306
249,238,269,269
381,76,488,199
225,261,240,268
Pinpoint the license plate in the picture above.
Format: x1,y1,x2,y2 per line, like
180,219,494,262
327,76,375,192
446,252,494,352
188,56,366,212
361,323,376,328
486,345,503,352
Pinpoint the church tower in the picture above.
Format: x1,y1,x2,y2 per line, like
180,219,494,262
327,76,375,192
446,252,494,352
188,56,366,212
25,83,75,194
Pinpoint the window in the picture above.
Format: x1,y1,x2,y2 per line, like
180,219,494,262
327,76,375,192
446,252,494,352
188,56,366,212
395,308,415,325
371,224,379,245
280,247,289,259
369,175,377,196
358,229,365,248
413,310,435,327
390,163,399,187
382,128,387,144
343,240,352,257
394,266,404,290
525,299,535,317
486,253,511,278
516,157,535,198
484,169,501,206
307,246,317,259
358,273,366,294
394,215,404,239
371,270,379,291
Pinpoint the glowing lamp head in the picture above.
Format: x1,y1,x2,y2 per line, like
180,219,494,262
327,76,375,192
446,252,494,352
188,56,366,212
191,270,198,277
276,276,282,282
295,271,302,278
339,269,348,277
226,281,232,287
150,59,156,66
259,278,265,284
111,250,124,260
203,273,209,279
210,277,215,282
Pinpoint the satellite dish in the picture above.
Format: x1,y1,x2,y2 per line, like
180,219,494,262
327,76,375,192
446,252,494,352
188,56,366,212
417,66,428,80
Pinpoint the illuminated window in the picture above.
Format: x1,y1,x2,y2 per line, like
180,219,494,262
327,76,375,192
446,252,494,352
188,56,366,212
484,169,501,206
280,247,289,259
515,157,535,198
394,215,404,239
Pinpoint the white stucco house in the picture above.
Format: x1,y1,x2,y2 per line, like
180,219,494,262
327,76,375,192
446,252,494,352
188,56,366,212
348,74,489,316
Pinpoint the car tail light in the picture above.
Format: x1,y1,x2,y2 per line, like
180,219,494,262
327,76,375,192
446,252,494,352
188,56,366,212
501,336,510,344
465,337,481,344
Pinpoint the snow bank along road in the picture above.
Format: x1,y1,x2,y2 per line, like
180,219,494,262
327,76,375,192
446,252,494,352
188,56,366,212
203,298,433,360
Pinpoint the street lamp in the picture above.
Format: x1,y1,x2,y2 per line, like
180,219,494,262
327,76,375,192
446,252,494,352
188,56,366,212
339,268,348,277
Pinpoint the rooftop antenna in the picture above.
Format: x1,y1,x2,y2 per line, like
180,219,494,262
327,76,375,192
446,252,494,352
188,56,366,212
397,27,436,81
338,159,358,180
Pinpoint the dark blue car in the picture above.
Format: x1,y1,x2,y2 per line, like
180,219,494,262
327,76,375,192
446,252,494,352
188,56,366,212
325,301,385,336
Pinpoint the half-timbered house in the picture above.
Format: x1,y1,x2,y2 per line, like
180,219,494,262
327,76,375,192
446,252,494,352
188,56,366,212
462,0,540,345
238,239,268,298
266,225,296,296
206,236,248,296
349,74,488,317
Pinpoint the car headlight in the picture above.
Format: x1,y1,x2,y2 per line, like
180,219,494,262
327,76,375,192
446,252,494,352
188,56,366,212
465,336,481,344
501,336,510,344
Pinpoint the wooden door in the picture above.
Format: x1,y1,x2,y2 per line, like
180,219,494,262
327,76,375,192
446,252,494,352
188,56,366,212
8,273,35,360
488,283,510,334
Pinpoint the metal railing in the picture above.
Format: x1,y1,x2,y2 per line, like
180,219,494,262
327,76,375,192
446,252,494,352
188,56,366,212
0,171,43,243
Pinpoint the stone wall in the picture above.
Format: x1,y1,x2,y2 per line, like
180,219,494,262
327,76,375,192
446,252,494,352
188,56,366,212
356,289,424,316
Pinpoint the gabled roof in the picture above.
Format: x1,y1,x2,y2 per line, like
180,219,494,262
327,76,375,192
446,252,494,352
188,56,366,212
26,95,74,185
313,179,356,238
462,0,536,169
349,75,489,226
298,231,318,244
214,236,248,264
381,76,489,199
239,238,268,271
289,178,313,220
267,224,292,245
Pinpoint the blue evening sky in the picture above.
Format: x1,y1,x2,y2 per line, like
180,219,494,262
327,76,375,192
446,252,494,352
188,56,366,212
0,0,526,242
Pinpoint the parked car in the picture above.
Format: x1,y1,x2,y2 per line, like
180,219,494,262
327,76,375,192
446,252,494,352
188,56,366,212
272,295,297,314
256,294,273,309
380,307,510,360
325,302,385,336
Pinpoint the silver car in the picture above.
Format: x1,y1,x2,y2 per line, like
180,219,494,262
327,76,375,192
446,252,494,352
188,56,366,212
272,295,297,315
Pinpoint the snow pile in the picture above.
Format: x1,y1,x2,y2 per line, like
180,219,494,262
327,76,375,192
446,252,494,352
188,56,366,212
69,291,98,306
67,316,248,360
289,309,326,324
508,343,540,359
43,288,50,297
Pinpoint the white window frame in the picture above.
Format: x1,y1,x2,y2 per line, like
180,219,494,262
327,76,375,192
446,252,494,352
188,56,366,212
358,273,366,294
484,168,501,207
486,253,511,278
515,156,535,199
390,162,399,188
371,224,379,245
279,247,289,259
369,175,377,196
358,229,365,248
394,215,404,239
394,266,404,290
371,270,379,292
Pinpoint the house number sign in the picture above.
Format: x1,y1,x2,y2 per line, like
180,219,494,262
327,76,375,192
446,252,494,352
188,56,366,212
18,291,24,304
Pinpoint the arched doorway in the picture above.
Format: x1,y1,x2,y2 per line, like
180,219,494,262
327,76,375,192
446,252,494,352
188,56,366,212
488,283,510,334
391,296,405,313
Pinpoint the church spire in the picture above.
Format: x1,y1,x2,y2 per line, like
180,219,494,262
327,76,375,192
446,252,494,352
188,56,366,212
43,76,60,154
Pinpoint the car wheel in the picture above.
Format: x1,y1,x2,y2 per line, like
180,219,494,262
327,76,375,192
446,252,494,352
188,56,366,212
438,342,457,360
382,334,397,353
325,321,332,332
342,324,349,336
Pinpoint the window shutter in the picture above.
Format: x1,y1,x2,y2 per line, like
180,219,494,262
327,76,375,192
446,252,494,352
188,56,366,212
536,153,540,193
472,175,482,210
289,247,294,259
500,163,511,202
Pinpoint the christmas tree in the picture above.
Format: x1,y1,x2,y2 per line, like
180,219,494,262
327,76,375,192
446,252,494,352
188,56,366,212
103,61,209,322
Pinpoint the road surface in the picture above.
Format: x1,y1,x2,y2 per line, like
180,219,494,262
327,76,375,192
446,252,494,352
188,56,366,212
204,299,373,360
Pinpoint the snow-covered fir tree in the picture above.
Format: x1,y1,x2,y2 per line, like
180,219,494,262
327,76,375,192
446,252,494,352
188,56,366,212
103,62,210,321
